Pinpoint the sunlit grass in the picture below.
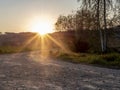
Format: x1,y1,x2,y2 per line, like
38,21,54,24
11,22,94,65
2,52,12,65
0,46,34,54
56,52,120,69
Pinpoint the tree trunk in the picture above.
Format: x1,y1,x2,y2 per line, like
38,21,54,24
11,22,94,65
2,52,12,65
103,0,107,52
97,0,104,52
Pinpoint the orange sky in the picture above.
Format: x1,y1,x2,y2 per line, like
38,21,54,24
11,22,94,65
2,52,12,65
0,0,79,33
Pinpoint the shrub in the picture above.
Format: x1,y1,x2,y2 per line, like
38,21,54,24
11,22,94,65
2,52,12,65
75,41,89,52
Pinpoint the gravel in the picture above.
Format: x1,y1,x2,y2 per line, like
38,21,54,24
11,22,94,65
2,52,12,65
0,51,120,90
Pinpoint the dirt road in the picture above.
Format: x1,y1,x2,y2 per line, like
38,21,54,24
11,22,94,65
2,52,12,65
0,51,120,90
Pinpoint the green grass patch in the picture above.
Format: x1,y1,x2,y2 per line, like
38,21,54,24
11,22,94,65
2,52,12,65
56,52,120,69
0,46,38,54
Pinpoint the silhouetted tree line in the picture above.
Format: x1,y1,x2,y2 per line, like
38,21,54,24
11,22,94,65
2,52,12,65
55,0,120,53
55,1,120,31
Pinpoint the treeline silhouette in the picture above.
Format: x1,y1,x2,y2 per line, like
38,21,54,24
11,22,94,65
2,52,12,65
55,0,120,53
52,27,120,53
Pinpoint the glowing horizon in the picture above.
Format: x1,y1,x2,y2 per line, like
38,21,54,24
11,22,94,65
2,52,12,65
28,16,54,35
0,0,79,33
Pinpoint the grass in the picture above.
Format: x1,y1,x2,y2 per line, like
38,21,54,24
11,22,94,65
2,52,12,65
56,52,120,69
0,46,39,54
0,46,120,69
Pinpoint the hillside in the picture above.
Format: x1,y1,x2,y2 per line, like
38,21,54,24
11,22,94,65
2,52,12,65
0,27,120,53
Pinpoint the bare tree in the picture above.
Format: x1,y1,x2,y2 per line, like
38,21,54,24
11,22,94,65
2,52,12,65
77,0,120,53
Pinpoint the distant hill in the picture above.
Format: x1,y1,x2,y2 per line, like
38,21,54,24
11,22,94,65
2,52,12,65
0,26,120,53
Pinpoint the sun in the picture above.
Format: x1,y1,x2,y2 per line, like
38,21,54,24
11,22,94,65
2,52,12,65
29,17,53,35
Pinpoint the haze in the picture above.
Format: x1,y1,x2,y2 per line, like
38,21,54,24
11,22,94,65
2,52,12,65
0,0,79,33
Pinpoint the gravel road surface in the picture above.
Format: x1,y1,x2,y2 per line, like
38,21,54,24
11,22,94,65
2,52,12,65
0,51,120,90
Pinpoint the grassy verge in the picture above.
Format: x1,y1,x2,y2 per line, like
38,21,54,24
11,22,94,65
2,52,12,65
0,46,39,54
56,52,120,69
0,46,120,69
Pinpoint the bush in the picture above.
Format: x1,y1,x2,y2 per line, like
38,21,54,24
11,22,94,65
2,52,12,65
101,53,120,62
75,41,89,52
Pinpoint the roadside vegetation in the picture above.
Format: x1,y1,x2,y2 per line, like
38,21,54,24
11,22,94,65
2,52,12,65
51,0,120,69
0,46,37,54
56,52,120,69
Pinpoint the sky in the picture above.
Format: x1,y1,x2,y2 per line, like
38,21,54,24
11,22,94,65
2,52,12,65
0,0,79,33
